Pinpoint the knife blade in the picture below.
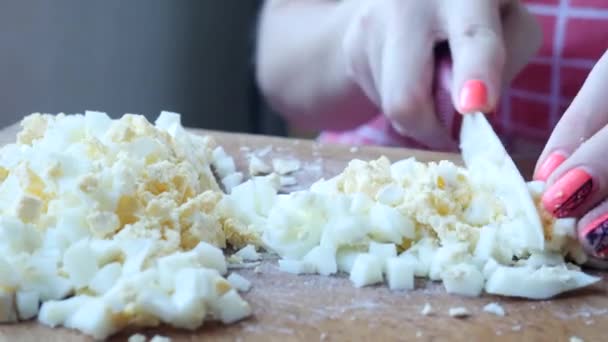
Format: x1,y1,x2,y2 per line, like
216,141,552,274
460,112,545,253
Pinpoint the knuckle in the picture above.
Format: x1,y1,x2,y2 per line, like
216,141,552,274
463,25,496,39
383,89,428,121
452,24,502,46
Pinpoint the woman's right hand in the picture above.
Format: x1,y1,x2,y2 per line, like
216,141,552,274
341,0,541,149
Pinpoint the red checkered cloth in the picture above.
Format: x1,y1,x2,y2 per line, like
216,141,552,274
318,0,608,153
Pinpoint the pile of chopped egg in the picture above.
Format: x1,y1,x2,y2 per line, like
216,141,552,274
221,156,599,298
0,112,252,339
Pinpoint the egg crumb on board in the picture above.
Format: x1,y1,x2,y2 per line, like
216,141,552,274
271,158,301,175
235,244,261,261
421,303,433,316
448,307,471,318
483,302,506,317
222,156,599,299
227,273,252,292
150,335,173,342
128,333,148,342
248,155,271,176
279,175,298,187
0,112,253,339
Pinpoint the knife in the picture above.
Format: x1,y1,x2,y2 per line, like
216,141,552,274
459,112,545,253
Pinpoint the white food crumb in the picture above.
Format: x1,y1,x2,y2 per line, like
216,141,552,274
235,245,261,261
212,146,236,178
254,266,262,274
511,325,521,331
320,332,328,341
227,273,252,292
280,176,298,187
272,158,301,175
570,337,584,342
448,307,471,318
416,331,423,338
128,334,147,342
350,146,359,153
256,145,273,157
349,254,383,287
222,172,244,193
279,259,315,275
421,303,433,316
227,255,244,264
249,155,271,176
150,335,172,342
385,257,414,290
483,302,506,317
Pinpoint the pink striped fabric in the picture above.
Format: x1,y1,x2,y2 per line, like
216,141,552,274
318,0,608,153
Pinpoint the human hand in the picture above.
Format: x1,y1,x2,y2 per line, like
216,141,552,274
341,0,541,149
535,50,608,264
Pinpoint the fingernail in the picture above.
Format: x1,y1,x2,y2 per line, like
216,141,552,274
542,168,593,218
581,213,608,258
534,152,567,181
459,80,488,113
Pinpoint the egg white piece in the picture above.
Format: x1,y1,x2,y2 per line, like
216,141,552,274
385,257,415,291
349,254,384,288
485,264,600,299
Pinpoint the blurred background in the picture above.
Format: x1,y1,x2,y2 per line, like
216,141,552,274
0,0,290,136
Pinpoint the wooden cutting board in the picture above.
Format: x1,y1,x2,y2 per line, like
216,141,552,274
0,125,606,342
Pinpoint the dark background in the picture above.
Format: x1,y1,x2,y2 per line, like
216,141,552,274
0,0,287,136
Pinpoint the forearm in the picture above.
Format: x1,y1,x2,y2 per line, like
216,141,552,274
255,0,377,130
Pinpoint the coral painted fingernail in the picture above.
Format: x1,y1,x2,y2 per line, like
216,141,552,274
534,152,567,181
542,168,593,218
459,80,488,113
581,213,608,258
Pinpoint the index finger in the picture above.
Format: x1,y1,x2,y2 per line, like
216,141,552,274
443,0,505,114
534,50,608,182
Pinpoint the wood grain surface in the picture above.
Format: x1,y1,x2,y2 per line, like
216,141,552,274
0,124,606,342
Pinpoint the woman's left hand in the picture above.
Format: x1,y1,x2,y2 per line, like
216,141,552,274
534,49,608,264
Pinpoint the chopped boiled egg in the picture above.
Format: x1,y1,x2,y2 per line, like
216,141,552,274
128,333,148,342
420,303,433,316
484,264,599,299
235,244,261,261
248,155,271,176
483,302,506,317
448,307,471,318
222,155,598,300
385,257,415,291
0,112,251,339
441,263,484,297
1,109,600,340
272,158,301,175
349,253,384,288
227,273,252,292
278,259,316,275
